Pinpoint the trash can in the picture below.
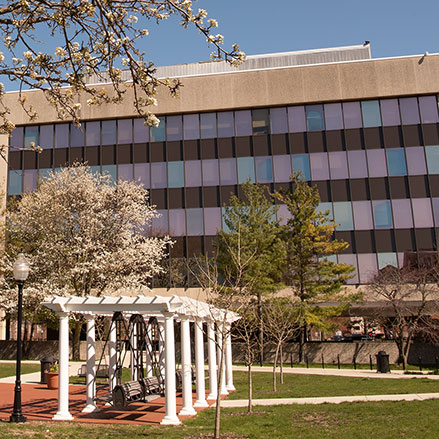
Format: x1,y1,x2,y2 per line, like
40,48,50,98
40,355,54,384
376,350,390,373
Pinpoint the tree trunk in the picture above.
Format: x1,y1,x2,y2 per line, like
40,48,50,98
72,320,82,361
280,344,284,385
214,327,227,439
272,343,280,392
257,291,263,366
247,362,253,414
298,324,307,363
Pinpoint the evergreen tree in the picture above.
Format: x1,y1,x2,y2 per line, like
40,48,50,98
216,181,285,364
276,172,355,361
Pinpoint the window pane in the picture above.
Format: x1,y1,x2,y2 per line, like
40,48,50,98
39,168,52,182
425,145,439,174
152,209,168,235
352,201,373,230
273,155,291,182
348,150,368,178
306,104,325,131
150,117,166,142
377,253,398,270
133,118,149,143
419,96,439,124
168,161,184,188
291,154,310,180
185,160,202,187
333,201,353,230
277,204,292,226
406,147,426,175
204,207,221,235
101,120,116,145
166,115,183,141
151,162,167,188
361,100,381,127
252,109,269,135
412,198,434,228
55,124,69,148
187,208,204,236
23,169,37,193
237,157,255,183
169,209,186,236
24,126,38,148
183,114,199,140
255,156,273,183
310,152,329,180
317,202,333,223
40,125,53,149
10,127,23,147
219,158,237,185
270,107,288,134
372,200,393,229
324,103,343,130
367,149,387,177
287,106,306,133
399,97,420,125
386,148,407,176
117,119,133,144
134,163,150,188
432,198,439,226
217,112,234,138
8,170,22,195
235,110,252,137
202,159,219,186
380,99,401,126
86,121,100,146
343,101,362,129
392,199,413,229
118,164,133,181
328,151,348,180
70,124,84,147
102,165,116,183
339,254,359,284
358,253,377,283
200,113,217,139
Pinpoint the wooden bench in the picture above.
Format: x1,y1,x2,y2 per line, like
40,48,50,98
139,376,162,396
112,380,145,409
77,364,109,382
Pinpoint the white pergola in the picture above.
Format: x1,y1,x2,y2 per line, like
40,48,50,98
42,295,239,425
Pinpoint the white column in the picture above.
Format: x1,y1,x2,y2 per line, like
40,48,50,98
217,327,228,396
194,320,208,408
179,318,196,415
207,321,218,400
53,312,73,421
108,321,117,393
82,316,98,413
145,323,153,377
160,312,180,425
158,321,165,380
130,323,138,381
225,324,235,391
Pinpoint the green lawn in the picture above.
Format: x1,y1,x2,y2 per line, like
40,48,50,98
0,400,438,438
229,371,439,399
0,363,40,379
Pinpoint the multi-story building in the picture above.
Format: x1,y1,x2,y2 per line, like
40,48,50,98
4,44,439,291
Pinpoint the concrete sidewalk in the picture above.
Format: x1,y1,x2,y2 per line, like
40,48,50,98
233,365,439,380
218,392,439,407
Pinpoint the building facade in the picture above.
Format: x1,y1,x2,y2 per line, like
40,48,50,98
5,44,439,289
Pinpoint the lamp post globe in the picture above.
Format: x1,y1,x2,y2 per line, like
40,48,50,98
10,253,29,423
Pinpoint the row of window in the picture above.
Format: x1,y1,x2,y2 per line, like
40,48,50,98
9,145,439,195
9,95,439,148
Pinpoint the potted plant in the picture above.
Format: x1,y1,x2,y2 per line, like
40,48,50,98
45,362,59,389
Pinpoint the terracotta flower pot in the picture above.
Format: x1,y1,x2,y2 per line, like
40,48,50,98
45,372,59,389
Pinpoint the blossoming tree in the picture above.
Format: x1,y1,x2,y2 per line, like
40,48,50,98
0,0,244,150
1,164,172,358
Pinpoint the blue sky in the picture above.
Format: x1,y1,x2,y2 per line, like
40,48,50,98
146,0,438,65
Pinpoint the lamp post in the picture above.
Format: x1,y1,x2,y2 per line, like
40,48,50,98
10,253,29,423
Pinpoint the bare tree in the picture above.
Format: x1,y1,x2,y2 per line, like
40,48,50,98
368,266,439,369
262,297,299,391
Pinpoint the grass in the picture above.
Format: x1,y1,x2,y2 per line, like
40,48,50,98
0,363,40,379
0,400,438,438
229,371,439,399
